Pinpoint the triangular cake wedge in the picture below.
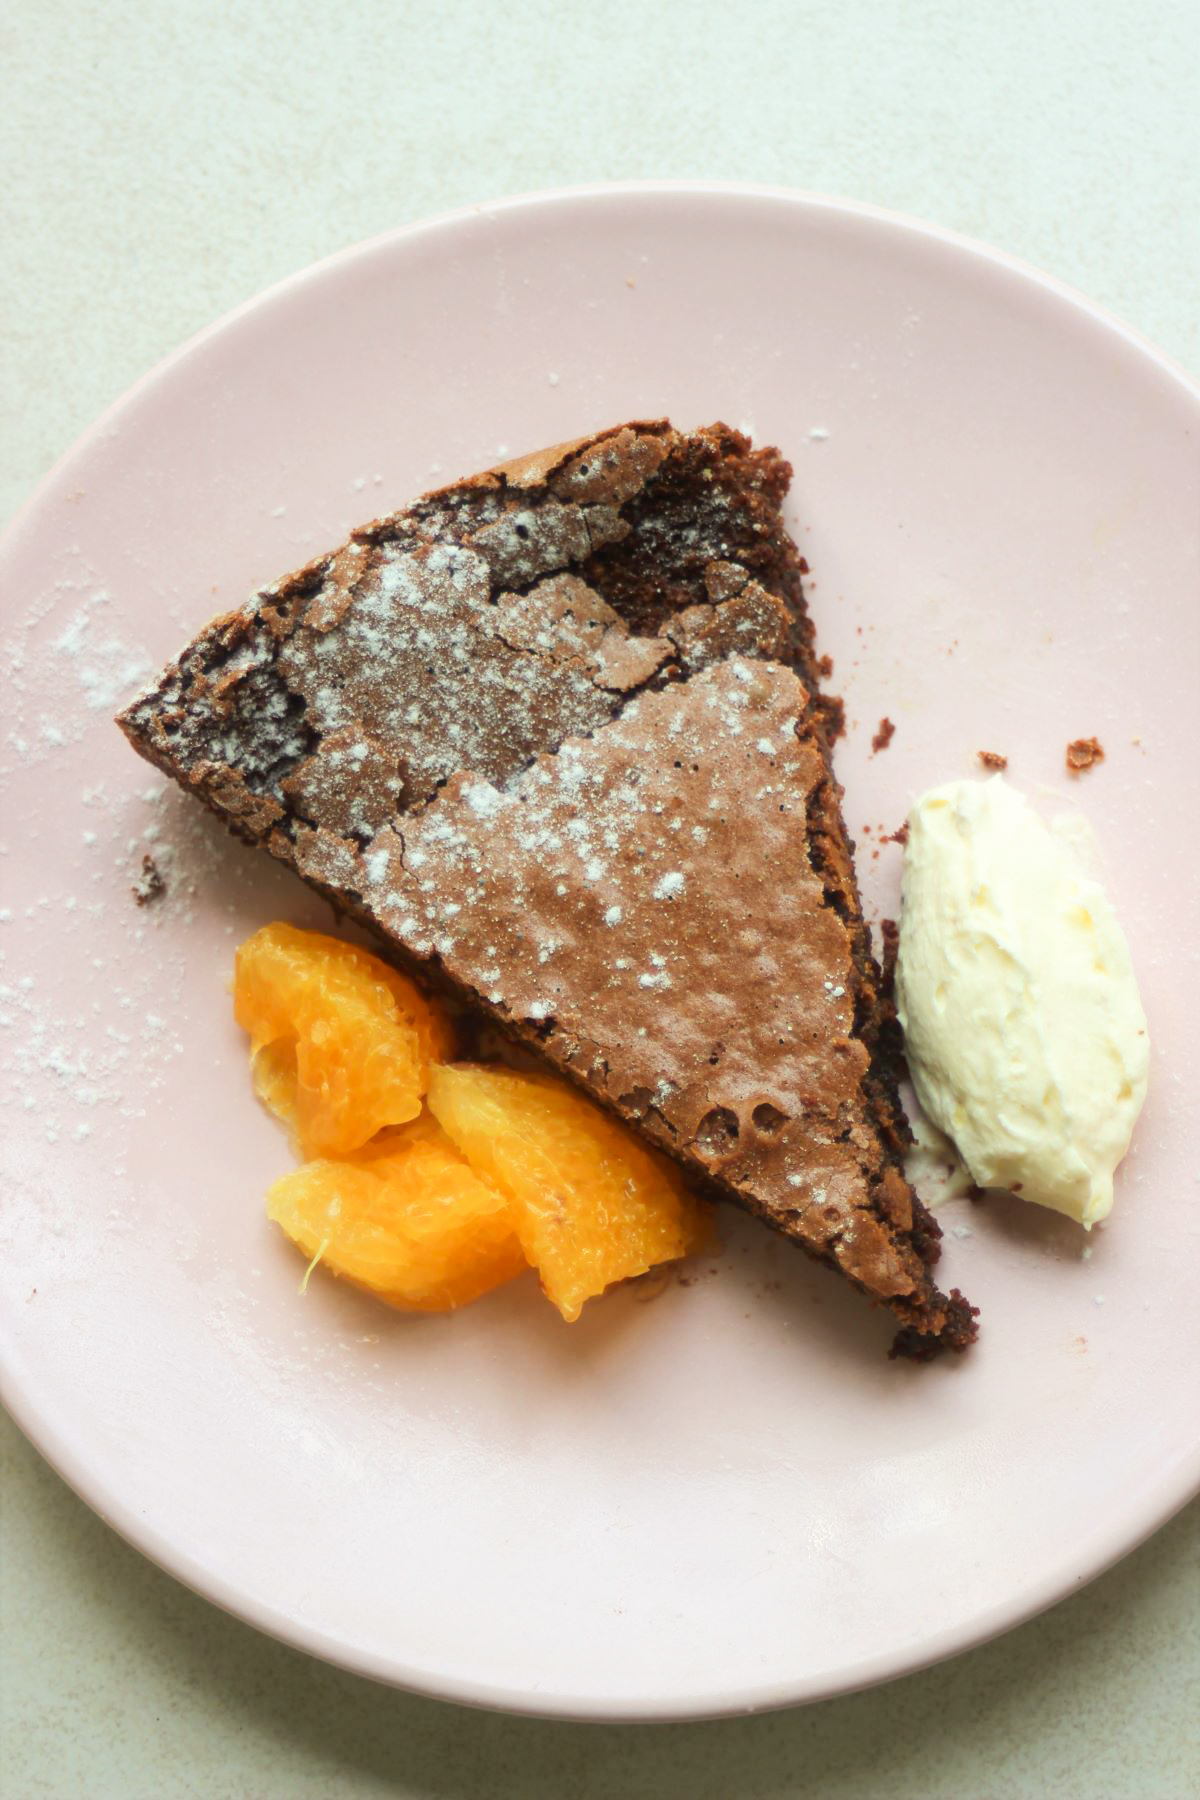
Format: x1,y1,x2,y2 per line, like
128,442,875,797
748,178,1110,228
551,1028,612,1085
118,421,976,1357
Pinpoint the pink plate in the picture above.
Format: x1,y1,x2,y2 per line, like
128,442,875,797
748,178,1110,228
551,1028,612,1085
1,185,1197,1721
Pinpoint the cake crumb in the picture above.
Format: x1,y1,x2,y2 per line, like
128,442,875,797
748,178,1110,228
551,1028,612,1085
132,853,165,907
1066,736,1105,775
977,749,1007,770
887,820,910,847
817,693,846,743
817,654,834,679
878,918,900,992
871,717,895,755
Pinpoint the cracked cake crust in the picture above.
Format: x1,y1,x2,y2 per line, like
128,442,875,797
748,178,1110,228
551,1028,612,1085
118,419,976,1357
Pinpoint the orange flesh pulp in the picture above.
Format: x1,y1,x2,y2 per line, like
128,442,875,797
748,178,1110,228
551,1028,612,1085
267,1113,527,1310
428,1063,711,1321
234,921,453,1157
236,923,711,1315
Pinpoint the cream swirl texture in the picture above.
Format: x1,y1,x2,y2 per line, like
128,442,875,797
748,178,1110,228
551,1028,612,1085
895,777,1148,1227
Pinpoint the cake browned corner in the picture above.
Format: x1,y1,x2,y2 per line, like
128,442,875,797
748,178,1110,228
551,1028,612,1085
117,420,978,1358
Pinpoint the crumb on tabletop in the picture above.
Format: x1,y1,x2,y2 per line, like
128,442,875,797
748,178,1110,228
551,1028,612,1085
871,717,895,755
977,749,1007,770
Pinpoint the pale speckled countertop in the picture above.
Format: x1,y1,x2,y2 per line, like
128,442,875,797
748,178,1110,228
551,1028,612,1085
3,4,1199,1796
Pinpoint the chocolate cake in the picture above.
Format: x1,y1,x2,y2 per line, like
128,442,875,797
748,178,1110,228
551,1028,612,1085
118,421,976,1357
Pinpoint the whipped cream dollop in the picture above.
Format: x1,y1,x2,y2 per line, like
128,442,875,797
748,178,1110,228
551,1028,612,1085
894,777,1149,1227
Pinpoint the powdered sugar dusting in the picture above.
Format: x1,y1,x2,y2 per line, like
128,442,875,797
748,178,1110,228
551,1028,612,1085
0,725,343,1288
351,663,864,1180
3,571,155,774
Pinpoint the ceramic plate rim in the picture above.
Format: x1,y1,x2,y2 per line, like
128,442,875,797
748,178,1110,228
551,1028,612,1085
2,181,1198,1722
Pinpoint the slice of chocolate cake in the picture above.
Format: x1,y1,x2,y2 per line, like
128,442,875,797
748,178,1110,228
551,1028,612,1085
118,421,976,1357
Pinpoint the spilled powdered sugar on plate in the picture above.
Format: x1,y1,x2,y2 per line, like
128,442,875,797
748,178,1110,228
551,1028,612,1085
2,554,153,771
0,563,334,1287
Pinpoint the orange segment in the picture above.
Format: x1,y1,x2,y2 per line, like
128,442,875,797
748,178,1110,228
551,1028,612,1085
250,1038,302,1142
234,922,453,1157
427,1063,711,1321
267,1111,527,1311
